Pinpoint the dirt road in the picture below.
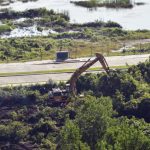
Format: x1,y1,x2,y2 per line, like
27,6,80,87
0,54,149,73
0,54,149,85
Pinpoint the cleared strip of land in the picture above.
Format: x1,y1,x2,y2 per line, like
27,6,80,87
0,54,149,85
0,54,149,73
0,66,127,77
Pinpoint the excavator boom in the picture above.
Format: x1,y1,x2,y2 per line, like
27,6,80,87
48,53,109,105
69,53,109,95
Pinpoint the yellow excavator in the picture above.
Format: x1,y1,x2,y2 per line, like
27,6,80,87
48,53,109,105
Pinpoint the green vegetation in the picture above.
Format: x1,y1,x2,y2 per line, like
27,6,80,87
0,60,150,149
0,0,38,6
0,8,69,33
0,8,69,21
0,8,150,62
0,37,115,62
122,42,150,54
0,24,12,34
71,0,134,8
0,24,150,62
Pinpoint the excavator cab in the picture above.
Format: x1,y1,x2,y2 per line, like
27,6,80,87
49,88,63,102
48,87,69,106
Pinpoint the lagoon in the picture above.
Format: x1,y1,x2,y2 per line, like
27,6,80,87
0,0,150,30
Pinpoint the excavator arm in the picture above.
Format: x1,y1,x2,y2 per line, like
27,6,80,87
69,53,109,95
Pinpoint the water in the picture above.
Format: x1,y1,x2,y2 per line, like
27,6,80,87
1,25,57,38
0,25,79,38
0,0,150,30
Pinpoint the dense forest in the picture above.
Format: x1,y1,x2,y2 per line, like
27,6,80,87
0,59,150,149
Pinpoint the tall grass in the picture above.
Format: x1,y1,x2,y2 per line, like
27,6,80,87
0,25,12,34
